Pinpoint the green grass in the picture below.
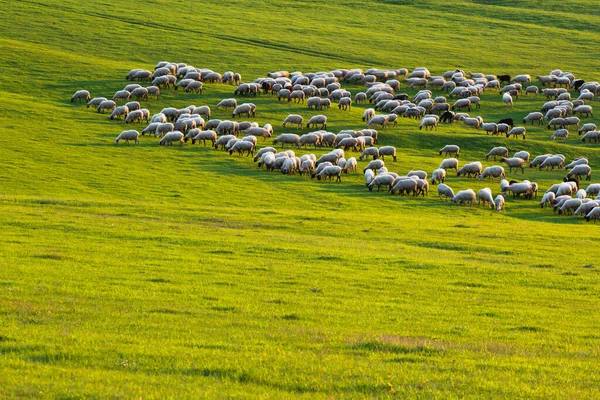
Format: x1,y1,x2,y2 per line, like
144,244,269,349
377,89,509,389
1,0,600,398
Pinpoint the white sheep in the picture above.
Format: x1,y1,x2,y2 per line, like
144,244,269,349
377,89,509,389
431,168,447,184
507,127,526,139
457,162,483,178
114,130,140,144
159,131,184,147
539,155,564,170
502,92,513,107
86,97,107,108
419,117,438,131
378,146,397,162
273,134,300,148
343,157,357,174
71,90,91,103
551,129,569,140
512,151,530,162
477,188,495,208
567,164,592,181
501,157,526,174
97,100,116,113
494,195,505,213
439,158,459,172
539,192,556,208
283,114,303,129
437,183,454,200
306,115,327,129
478,166,505,181
363,159,385,173
451,189,476,206
317,166,342,182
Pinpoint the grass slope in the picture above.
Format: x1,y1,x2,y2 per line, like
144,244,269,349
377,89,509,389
1,0,600,398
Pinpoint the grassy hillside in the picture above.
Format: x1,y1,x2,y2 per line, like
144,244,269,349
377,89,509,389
1,0,600,398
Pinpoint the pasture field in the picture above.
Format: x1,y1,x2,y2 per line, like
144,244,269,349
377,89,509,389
1,0,600,398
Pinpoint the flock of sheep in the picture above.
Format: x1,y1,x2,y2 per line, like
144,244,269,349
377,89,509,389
70,62,600,221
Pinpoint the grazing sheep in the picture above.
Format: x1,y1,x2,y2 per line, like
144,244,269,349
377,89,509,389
71,90,91,103
364,169,375,185
299,159,316,176
585,184,600,196
567,164,592,181
419,117,439,131
539,155,564,170
115,130,140,144
359,147,379,161
244,127,272,141
86,97,107,108
112,90,131,103
317,166,342,182
523,112,544,125
575,201,599,218
283,114,303,129
486,147,508,160
581,131,600,143
343,157,357,174
507,126,526,139
258,152,276,169
478,166,505,181
368,174,395,192
439,145,460,158
482,123,499,135
439,158,459,172
502,92,513,107
191,130,217,146
367,115,389,129
551,129,569,140
125,109,144,124
232,103,255,118
540,192,556,208
109,106,129,120
574,105,593,118
558,199,582,215
253,147,277,162
306,115,327,129
494,195,505,212
513,151,530,162
452,98,471,111
501,157,526,173
457,162,483,178
378,146,397,162
97,100,117,113
451,189,476,206
503,182,533,199
477,188,495,208
185,81,203,93
273,134,300,148
390,179,418,196
578,123,597,135
229,140,255,157
529,154,552,168
437,183,455,200
159,131,184,147
338,97,352,110
216,98,238,111
363,159,385,173
431,168,447,184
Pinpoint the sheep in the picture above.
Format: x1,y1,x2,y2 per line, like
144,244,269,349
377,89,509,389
501,157,526,174
477,188,495,208
507,127,526,139
343,157,357,174
191,130,217,146
186,81,203,93
539,156,564,170
525,86,539,96
368,174,395,192
510,151,529,163
290,90,305,103
462,116,483,129
364,169,375,186
457,162,483,178
299,159,316,176
523,112,544,125
155,123,174,138
97,100,116,113
114,129,140,145
479,166,505,181
244,127,272,141
338,97,352,110
359,147,379,161
109,105,129,120
481,123,498,135
378,146,397,162
124,109,145,124
575,189,588,199
204,119,221,131
317,166,342,182
253,147,277,162
586,184,600,196
390,179,418,196
578,123,597,135
363,159,385,173
502,92,513,107
216,98,238,111
142,123,160,136
567,164,592,181
574,105,594,118
485,147,508,161
585,207,600,222
71,90,91,103
229,140,255,157
307,97,321,109
431,168,447,184
551,129,569,140
581,131,600,143
436,183,455,201
355,92,367,103
558,199,582,215
273,134,300,148
215,120,239,136
575,201,599,217
258,152,276,169
298,133,321,149
159,131,184,147
232,103,255,119
367,115,389,129
439,145,460,158
540,192,556,208
306,115,327,129
503,182,533,199
452,99,471,111
419,117,439,131
112,90,131,104
213,134,236,150
451,189,476,205
439,158,459,172
556,182,577,196
283,114,303,129
529,154,552,168
87,97,107,109
316,152,341,166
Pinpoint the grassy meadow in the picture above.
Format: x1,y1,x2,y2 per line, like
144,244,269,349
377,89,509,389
1,0,600,398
